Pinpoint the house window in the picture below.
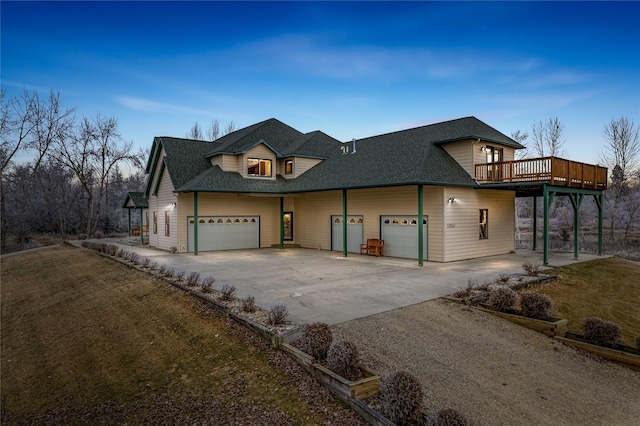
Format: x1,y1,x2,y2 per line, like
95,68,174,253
165,211,170,236
486,146,503,163
248,158,272,177
479,209,488,239
153,212,158,234
285,159,293,175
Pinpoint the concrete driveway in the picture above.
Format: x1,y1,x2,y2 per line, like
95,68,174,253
106,241,605,325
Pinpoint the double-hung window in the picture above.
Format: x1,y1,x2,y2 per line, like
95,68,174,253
165,211,170,237
153,211,158,234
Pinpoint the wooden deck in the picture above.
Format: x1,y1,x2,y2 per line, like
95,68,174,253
475,157,608,190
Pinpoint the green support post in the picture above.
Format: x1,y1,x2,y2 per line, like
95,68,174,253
279,197,284,249
595,194,603,256
342,189,347,257
194,192,199,256
569,194,584,260
532,196,537,250
418,184,424,267
543,185,549,266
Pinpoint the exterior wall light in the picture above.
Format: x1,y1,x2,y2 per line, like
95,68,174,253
171,202,176,207
448,197,456,203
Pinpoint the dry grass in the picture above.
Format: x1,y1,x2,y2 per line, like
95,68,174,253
521,257,640,346
0,244,361,424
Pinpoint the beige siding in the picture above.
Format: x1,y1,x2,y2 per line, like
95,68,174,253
155,169,178,251
278,157,323,179
472,144,516,166
294,186,444,261
211,154,241,172
210,155,222,169
442,140,475,177
443,188,515,262
241,144,277,179
294,158,322,177
176,193,280,252
148,194,158,248
294,191,342,250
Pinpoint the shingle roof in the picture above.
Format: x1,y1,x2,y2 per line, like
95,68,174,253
205,118,303,157
151,137,218,192
156,116,522,194
122,191,148,208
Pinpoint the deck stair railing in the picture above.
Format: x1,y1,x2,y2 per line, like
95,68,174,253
475,157,608,190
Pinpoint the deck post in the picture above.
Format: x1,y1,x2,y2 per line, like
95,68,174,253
594,193,603,255
194,192,198,256
279,197,284,249
532,196,537,250
418,184,424,267
342,189,348,257
569,193,584,260
543,185,549,266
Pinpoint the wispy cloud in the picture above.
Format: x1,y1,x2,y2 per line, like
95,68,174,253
231,35,525,81
115,96,218,117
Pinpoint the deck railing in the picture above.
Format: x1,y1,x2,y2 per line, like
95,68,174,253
475,157,608,190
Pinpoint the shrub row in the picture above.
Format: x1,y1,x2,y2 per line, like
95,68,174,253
487,287,554,320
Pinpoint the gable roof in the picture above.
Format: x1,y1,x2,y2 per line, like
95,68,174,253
145,137,217,197
205,118,303,158
427,116,524,149
152,116,522,194
122,191,148,209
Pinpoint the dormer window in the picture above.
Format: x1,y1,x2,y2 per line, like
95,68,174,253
285,159,293,175
248,158,272,177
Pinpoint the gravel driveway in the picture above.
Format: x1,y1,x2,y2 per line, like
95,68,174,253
332,299,640,426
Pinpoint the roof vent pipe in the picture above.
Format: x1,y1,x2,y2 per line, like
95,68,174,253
351,138,357,154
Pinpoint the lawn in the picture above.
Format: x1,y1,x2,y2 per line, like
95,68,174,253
521,257,640,346
0,244,362,424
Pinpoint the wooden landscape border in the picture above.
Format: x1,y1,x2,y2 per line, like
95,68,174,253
554,333,640,371
474,306,568,337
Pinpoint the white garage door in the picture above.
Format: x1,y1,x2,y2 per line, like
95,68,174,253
381,215,428,259
331,215,364,254
187,216,259,252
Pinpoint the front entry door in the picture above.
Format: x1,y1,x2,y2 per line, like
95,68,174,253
283,212,293,241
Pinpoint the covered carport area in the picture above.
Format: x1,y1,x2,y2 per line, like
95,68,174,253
479,182,605,265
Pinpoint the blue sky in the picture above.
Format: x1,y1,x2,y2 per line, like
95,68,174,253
2,1,639,165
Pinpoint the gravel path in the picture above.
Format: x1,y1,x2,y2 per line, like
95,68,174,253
332,299,640,426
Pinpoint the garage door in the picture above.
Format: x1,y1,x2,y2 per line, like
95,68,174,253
331,215,364,253
380,215,428,259
187,216,259,252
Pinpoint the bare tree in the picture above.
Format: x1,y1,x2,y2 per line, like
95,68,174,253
531,117,566,158
224,120,235,135
0,89,74,175
207,119,220,141
600,117,640,183
186,121,204,140
511,130,529,159
56,115,138,236
0,89,74,250
599,117,640,241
